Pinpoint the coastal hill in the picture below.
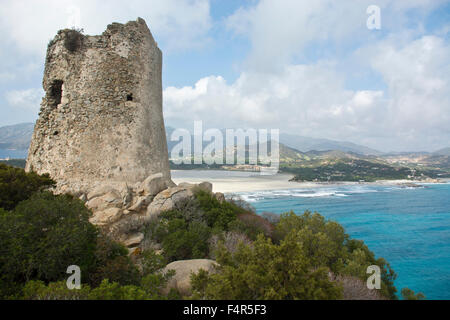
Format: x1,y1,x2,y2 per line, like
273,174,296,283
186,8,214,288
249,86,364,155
279,133,383,156
434,147,450,156
0,122,34,150
280,147,450,182
3,122,449,163
165,126,384,156
2,123,450,182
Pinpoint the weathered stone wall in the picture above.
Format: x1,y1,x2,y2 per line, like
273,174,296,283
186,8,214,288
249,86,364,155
26,18,171,193
24,18,221,250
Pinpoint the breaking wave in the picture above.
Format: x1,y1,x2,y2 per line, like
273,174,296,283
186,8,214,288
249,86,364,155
236,185,386,202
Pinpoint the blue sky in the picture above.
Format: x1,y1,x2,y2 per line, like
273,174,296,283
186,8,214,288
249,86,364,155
0,0,449,152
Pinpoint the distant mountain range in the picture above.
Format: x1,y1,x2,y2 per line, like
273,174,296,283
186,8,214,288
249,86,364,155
1,123,448,160
434,147,450,156
3,123,448,182
0,123,34,150
165,126,384,156
279,133,383,156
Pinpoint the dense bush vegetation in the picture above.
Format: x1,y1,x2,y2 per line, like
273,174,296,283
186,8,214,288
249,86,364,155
282,159,416,182
273,211,397,299
0,190,173,299
0,164,423,300
146,190,271,262
191,211,399,300
401,288,426,300
22,275,178,301
87,234,141,287
0,164,176,300
191,234,343,299
0,192,97,296
0,163,55,211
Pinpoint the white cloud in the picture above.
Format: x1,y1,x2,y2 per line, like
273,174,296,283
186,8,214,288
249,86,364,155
161,0,450,151
225,0,446,71
5,88,44,112
164,32,450,152
367,35,450,149
164,62,385,138
0,0,212,57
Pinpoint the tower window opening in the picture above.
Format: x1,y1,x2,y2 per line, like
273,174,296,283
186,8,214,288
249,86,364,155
49,80,63,107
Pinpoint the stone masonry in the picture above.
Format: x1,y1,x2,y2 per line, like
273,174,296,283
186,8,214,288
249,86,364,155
24,18,221,250
26,18,171,194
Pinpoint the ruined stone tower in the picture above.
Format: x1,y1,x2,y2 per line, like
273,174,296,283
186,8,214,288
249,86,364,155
26,18,171,193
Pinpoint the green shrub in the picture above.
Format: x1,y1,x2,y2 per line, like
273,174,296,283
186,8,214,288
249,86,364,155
0,192,97,298
22,271,176,300
22,279,149,300
343,239,397,300
401,288,426,300
0,164,181,300
138,249,168,275
191,234,343,300
155,213,211,261
88,234,140,287
0,163,55,211
149,190,250,262
0,167,405,301
273,211,398,299
22,280,91,300
140,272,177,300
88,279,148,300
229,212,274,240
195,190,241,230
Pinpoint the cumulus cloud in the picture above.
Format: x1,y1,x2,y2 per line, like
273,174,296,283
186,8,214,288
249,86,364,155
162,0,450,152
164,62,386,139
367,35,450,149
225,0,446,71
0,0,212,57
164,32,450,152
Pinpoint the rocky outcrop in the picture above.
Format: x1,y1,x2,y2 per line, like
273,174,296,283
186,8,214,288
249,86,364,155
146,182,212,220
161,259,218,296
214,192,225,203
79,177,217,249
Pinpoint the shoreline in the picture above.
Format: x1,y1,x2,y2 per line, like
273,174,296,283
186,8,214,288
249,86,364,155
171,170,449,194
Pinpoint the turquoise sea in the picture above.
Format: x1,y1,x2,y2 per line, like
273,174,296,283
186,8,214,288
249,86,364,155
237,183,450,300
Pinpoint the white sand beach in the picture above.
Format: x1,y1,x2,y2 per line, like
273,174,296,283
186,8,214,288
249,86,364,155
171,170,447,194
171,170,357,193
171,170,305,193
